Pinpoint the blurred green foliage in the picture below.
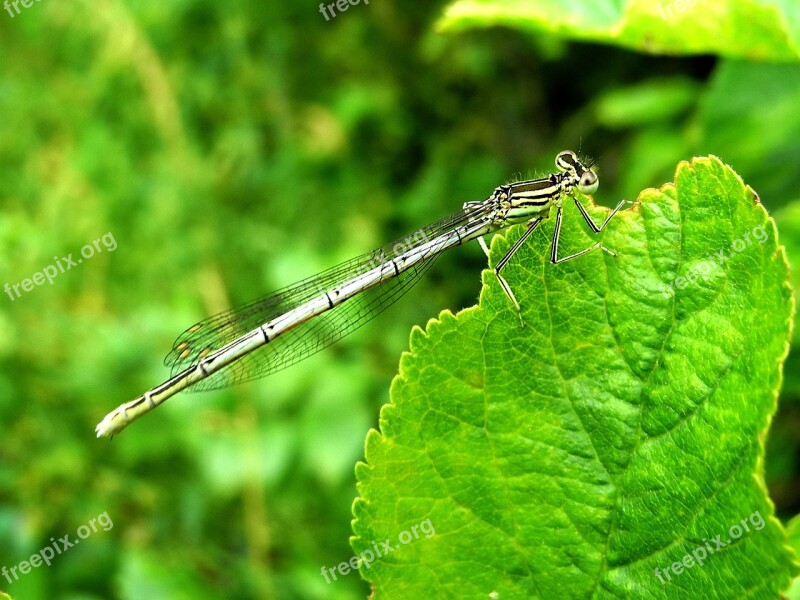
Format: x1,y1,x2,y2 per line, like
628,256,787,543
0,0,798,598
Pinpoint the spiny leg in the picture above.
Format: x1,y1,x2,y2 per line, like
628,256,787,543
550,204,616,264
573,197,636,233
493,217,543,317
489,198,633,313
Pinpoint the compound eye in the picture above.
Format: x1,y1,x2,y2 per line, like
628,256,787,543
555,150,577,172
579,171,599,195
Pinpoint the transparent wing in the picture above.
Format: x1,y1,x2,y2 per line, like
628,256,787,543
164,201,491,391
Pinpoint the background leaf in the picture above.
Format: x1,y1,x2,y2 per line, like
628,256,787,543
352,156,796,598
438,0,800,61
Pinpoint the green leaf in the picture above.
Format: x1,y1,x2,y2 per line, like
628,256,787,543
594,77,701,129
437,0,800,62
699,61,800,206
775,201,800,395
352,156,796,598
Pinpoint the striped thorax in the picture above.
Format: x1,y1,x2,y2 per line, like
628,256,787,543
491,150,599,226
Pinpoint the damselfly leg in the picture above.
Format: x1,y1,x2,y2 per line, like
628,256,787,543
492,197,635,316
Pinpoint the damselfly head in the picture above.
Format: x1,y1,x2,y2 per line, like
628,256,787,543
556,150,599,195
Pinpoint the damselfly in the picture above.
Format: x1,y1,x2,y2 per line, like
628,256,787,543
96,150,630,437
